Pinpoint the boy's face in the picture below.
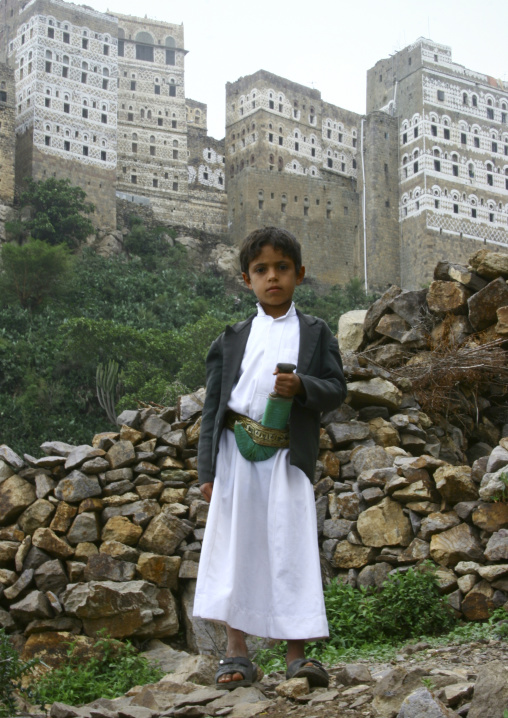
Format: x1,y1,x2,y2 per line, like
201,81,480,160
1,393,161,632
242,244,305,318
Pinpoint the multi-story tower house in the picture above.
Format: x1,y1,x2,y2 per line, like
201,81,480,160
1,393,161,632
225,70,363,284
113,15,227,233
5,0,118,226
0,64,15,205
368,38,508,287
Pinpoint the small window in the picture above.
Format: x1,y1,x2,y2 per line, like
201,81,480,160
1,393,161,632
489,212,494,222
278,136,283,146
269,100,274,109
64,102,70,113
472,96,478,107
502,113,507,125
453,203,458,214
294,142,299,151
279,103,283,112
414,126,419,139
487,108,494,120
103,44,109,55
338,133,343,143
45,135,51,146
81,107,87,118
132,142,137,153
487,173,493,186
64,140,70,151
452,164,458,177
118,40,124,56
169,84,176,97
461,133,467,145
327,129,331,139
173,149,178,159
82,38,88,49
311,147,315,157
471,208,477,218
492,141,498,153
434,199,439,209
269,133,273,142
131,175,137,184
154,84,160,95
45,61,52,73
48,27,54,38
327,158,333,168
173,182,178,191
63,32,70,43
172,120,177,128
158,117,163,126
414,161,418,173
62,66,68,78
81,72,87,83
434,159,441,171
462,93,468,105
402,132,407,144
127,112,133,121
130,80,136,91
437,90,445,101
45,97,50,108
444,128,450,140
101,113,107,124
474,136,480,148
150,146,155,156
83,145,88,156
101,150,106,161
431,125,437,137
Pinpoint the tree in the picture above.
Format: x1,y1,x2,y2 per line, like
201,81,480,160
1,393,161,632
20,177,95,248
0,240,72,310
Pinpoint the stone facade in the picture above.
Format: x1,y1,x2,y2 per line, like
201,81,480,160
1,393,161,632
0,63,15,204
367,37,508,288
1,9,507,286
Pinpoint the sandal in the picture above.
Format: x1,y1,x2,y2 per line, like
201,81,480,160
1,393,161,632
286,658,329,688
215,656,258,691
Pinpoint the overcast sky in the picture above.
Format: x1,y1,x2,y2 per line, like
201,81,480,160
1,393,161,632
91,0,508,140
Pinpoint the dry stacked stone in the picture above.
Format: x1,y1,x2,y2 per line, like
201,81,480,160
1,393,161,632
1,250,508,651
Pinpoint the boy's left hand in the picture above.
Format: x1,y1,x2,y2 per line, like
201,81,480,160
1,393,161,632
273,367,304,398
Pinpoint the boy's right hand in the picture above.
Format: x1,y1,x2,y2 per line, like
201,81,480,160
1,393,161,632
200,482,213,503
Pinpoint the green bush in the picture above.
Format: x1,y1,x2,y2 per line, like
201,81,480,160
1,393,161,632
256,562,457,671
36,632,163,707
0,239,72,310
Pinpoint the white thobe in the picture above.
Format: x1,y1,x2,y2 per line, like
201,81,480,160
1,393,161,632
193,303,328,640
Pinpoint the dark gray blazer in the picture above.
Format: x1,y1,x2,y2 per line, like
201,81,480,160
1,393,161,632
197,309,347,485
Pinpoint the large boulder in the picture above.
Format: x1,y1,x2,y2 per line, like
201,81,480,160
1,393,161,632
0,475,36,524
434,465,478,504
357,498,412,547
467,277,508,331
429,523,483,567
467,660,508,718
338,310,367,352
61,580,179,639
346,377,403,411
469,249,508,280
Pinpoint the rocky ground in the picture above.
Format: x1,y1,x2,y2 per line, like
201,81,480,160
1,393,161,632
17,636,507,718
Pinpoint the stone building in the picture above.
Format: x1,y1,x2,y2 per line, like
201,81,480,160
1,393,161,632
368,37,508,288
0,4,506,287
0,63,15,205
4,0,119,226
225,71,362,285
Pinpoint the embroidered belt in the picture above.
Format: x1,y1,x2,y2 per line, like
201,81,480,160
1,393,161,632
224,410,290,448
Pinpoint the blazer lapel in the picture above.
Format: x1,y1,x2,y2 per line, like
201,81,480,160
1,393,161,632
296,311,320,374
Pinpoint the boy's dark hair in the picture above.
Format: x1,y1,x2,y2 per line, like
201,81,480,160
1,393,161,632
240,226,302,275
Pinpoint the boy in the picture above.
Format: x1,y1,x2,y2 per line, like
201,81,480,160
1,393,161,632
194,227,346,689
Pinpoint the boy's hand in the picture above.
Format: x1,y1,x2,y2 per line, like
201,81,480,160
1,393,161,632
273,367,304,398
200,482,213,503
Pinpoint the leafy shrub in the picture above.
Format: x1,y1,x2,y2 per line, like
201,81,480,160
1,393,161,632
0,629,41,717
36,632,163,707
0,239,72,310
256,563,456,671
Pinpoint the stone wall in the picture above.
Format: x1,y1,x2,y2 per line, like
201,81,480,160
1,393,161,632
0,63,15,205
227,167,361,285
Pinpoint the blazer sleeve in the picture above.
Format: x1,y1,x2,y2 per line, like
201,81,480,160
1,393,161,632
197,333,224,485
296,323,347,414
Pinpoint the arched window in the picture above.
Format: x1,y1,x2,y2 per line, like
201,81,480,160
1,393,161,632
165,36,176,65
140,108,145,118
472,95,478,107
136,31,154,62
463,93,468,106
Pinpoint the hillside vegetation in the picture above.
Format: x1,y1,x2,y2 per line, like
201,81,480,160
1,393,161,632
0,179,374,456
